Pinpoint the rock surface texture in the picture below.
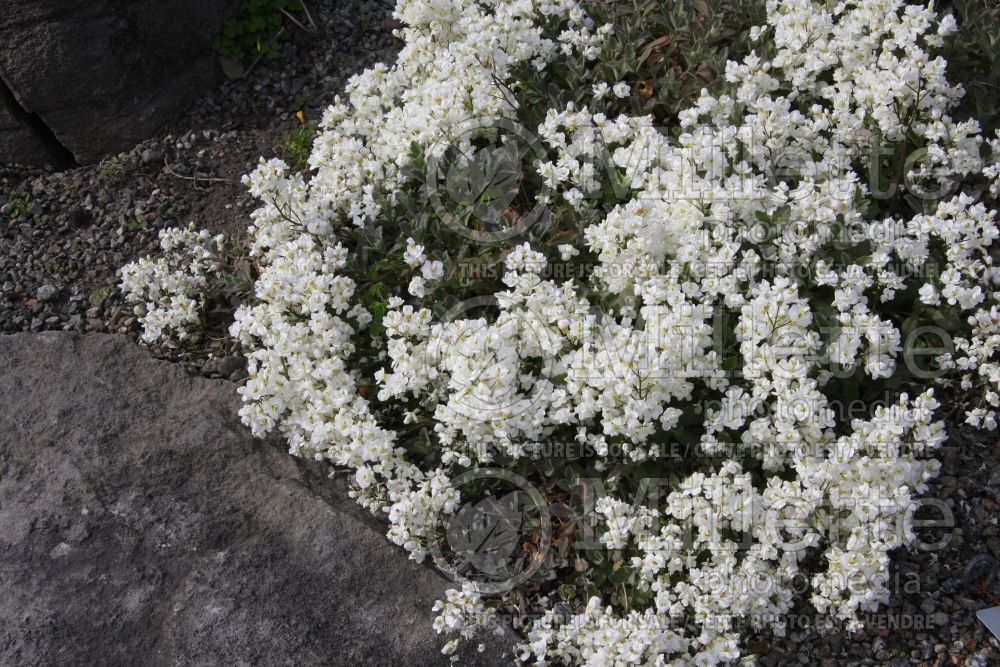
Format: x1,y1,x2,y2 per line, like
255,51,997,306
0,0,235,166
0,332,513,666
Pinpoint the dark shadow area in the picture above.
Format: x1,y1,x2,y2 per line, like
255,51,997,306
0,72,77,169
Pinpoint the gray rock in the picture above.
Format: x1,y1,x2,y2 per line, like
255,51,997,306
140,148,164,165
218,55,245,81
68,205,88,226
35,284,60,302
204,353,245,378
0,1,238,165
0,333,514,666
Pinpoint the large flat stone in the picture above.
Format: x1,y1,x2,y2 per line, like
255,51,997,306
0,332,514,666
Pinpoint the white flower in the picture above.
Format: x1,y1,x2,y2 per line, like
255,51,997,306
558,244,579,261
408,276,427,298
421,259,445,280
404,237,426,268
918,283,940,306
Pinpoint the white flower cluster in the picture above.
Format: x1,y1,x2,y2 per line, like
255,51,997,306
126,0,1000,664
432,587,500,658
289,0,606,231
228,0,606,565
535,104,659,210
506,0,972,660
522,596,729,666
119,224,224,343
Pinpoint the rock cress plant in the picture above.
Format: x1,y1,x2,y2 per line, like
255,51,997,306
120,224,225,343
122,0,1000,664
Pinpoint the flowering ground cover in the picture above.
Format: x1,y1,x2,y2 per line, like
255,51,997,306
121,0,1000,663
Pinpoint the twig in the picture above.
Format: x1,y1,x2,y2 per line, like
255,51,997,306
163,160,235,185
281,8,315,33
299,0,318,31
